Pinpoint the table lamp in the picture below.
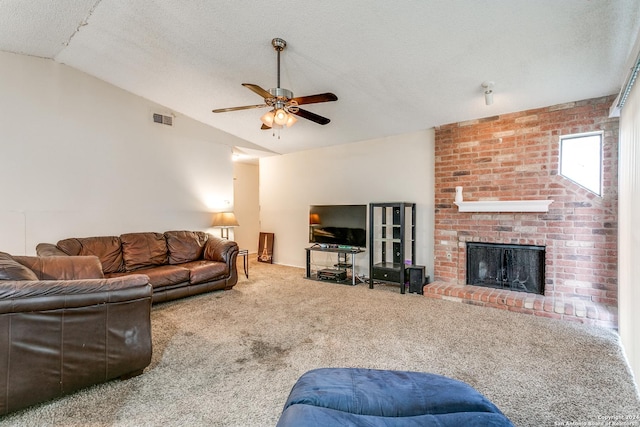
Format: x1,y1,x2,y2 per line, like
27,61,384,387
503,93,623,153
212,212,239,239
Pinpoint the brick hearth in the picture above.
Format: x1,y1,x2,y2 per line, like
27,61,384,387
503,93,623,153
427,95,619,329
423,283,617,329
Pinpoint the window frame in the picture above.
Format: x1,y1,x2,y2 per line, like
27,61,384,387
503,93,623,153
558,131,603,197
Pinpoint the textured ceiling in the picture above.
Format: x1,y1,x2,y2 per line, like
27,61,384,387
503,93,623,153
1,1,639,155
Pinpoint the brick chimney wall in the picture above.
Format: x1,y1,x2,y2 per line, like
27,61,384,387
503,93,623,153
430,95,619,327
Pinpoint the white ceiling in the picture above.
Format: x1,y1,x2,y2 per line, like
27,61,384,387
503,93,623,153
1,1,639,155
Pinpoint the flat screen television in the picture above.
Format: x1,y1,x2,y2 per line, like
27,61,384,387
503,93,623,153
309,204,367,248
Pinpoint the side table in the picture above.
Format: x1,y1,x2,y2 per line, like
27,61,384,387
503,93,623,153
238,249,249,278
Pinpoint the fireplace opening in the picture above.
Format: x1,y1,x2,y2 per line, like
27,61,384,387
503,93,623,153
466,243,545,295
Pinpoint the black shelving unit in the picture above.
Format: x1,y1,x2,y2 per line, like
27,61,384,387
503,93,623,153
369,202,416,294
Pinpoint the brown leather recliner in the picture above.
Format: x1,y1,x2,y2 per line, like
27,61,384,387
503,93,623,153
0,252,153,415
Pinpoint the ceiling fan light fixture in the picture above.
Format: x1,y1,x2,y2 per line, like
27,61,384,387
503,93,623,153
261,110,275,127
285,113,297,128
212,38,337,133
274,108,288,126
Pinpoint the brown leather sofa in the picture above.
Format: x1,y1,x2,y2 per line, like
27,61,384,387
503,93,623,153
0,251,153,415
37,230,239,303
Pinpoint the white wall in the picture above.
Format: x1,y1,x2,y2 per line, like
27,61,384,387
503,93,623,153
618,73,640,383
232,162,260,253
259,129,435,277
0,51,246,254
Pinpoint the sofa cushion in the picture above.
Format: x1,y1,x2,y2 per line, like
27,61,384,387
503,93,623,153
120,232,168,272
57,236,124,274
107,265,190,288
181,260,228,285
0,252,38,281
136,265,190,288
13,256,104,280
165,230,208,264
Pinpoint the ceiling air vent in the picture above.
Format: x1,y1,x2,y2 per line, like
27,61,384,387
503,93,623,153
153,113,173,126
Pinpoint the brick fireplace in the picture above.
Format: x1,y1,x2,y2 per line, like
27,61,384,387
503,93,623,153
425,95,619,329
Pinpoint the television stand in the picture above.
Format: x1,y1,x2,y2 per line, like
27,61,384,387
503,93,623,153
305,246,364,286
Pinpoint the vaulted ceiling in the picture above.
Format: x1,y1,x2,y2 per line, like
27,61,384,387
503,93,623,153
1,1,639,155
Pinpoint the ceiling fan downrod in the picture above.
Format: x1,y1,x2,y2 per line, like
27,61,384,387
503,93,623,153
272,38,286,89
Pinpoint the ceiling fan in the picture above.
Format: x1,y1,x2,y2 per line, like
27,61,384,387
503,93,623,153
212,38,338,130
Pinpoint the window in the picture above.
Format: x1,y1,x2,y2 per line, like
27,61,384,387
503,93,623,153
559,132,602,196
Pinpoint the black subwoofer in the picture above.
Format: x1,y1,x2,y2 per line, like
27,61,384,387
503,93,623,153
406,265,425,294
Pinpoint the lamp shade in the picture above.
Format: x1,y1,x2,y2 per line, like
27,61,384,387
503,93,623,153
260,110,275,127
309,213,321,225
285,113,297,127
274,108,288,126
212,212,239,227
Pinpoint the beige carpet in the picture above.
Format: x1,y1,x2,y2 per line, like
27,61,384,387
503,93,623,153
1,260,639,426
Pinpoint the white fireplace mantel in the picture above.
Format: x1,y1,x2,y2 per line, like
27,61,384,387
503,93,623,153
454,200,553,213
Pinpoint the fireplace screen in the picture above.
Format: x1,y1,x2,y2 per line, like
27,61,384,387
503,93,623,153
466,243,545,295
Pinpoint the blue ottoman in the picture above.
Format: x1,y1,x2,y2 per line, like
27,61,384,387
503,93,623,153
277,368,514,426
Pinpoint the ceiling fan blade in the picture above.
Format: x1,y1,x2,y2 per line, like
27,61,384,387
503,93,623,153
261,124,271,130
291,93,338,105
212,104,267,113
292,108,331,125
242,83,273,99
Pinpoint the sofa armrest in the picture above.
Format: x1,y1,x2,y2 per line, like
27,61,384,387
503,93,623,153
36,243,69,257
203,235,239,263
203,235,239,289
